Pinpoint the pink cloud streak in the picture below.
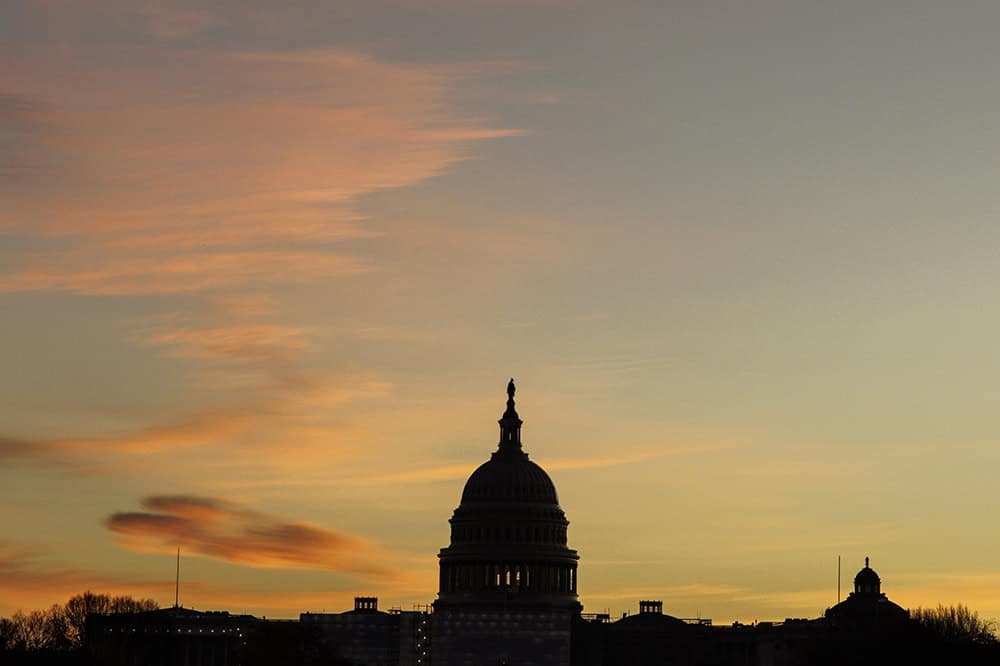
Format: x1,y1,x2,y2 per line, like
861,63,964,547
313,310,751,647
0,43,517,296
107,495,394,578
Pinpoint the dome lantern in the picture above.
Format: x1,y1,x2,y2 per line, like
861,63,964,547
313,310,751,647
853,556,882,597
497,377,523,452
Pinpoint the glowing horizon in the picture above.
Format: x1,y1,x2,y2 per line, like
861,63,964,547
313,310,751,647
4,0,1000,625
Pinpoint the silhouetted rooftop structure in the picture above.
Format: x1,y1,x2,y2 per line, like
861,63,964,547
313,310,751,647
825,557,909,632
79,382,1000,666
86,606,257,666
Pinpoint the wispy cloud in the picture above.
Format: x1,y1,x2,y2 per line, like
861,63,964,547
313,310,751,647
0,407,267,474
0,437,37,461
0,42,516,296
107,495,393,578
143,323,315,361
0,251,369,295
12,408,253,460
0,280,390,474
0,377,386,472
220,446,717,490
0,34,508,476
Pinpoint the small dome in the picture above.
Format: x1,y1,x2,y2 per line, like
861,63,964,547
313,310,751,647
854,557,881,596
460,450,559,504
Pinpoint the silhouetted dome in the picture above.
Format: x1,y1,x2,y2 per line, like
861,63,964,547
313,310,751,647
460,450,559,504
826,556,908,626
436,379,580,612
854,557,882,596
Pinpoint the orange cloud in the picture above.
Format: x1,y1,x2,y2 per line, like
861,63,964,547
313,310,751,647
0,17,518,488
0,379,387,473
107,495,393,579
144,324,315,361
0,285,387,473
0,234,394,469
0,408,257,469
219,446,719,490
125,295,324,391
0,42,516,296
0,250,368,295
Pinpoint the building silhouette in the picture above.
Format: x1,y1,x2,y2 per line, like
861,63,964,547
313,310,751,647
86,606,258,666
825,557,909,629
432,379,580,665
83,381,999,665
302,597,429,666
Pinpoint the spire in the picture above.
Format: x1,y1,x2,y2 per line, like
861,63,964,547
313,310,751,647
865,556,869,568
497,378,523,453
174,547,180,608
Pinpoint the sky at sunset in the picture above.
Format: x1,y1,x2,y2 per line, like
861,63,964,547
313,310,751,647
4,0,1000,624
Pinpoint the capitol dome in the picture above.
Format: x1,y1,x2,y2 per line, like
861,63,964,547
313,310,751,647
435,379,580,611
460,451,559,505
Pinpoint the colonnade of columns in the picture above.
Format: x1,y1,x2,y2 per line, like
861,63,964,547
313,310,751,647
440,562,577,595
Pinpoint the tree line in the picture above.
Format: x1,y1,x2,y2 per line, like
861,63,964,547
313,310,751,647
911,603,998,645
0,591,157,655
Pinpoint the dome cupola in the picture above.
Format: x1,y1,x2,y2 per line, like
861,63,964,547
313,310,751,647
853,556,882,597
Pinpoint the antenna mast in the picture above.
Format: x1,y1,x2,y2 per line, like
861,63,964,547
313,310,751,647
175,547,180,608
837,555,841,604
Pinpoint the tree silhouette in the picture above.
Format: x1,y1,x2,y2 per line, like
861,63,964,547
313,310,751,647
0,591,158,654
912,603,998,645
62,591,157,646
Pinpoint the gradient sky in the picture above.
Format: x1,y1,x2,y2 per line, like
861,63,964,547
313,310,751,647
4,0,1000,624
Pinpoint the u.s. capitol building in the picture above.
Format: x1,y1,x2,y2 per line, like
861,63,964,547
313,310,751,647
88,381,940,666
